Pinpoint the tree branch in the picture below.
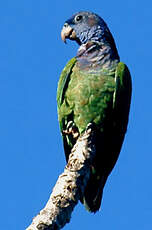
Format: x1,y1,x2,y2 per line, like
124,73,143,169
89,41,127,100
26,124,96,230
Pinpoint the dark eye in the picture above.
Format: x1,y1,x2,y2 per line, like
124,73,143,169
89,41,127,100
75,15,83,23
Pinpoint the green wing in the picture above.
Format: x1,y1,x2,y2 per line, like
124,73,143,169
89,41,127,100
82,63,132,212
113,62,132,133
107,61,132,172
57,57,76,130
57,57,77,160
57,57,76,109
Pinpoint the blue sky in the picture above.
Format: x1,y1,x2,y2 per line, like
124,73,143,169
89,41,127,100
0,1,152,229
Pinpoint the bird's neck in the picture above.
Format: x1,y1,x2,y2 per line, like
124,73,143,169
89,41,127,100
76,41,119,71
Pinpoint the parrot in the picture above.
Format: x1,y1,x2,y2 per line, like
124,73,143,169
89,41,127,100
57,11,132,213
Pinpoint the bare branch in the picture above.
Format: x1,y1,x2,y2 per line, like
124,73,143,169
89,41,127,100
26,124,96,230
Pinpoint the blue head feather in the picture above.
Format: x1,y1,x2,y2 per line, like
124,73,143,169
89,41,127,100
64,11,119,61
65,11,112,45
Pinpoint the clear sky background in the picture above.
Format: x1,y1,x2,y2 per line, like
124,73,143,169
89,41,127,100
0,1,151,229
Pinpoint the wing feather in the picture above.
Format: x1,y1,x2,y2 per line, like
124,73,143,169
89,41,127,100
57,57,76,108
57,57,77,161
113,62,132,132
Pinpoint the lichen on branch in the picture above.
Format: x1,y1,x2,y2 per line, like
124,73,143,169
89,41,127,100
26,124,96,230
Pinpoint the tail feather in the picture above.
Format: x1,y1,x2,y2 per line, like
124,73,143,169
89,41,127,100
81,172,107,213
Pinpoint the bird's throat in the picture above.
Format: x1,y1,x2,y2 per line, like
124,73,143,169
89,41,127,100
76,41,119,71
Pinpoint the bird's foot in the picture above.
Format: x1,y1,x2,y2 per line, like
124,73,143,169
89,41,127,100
63,121,79,139
86,123,96,132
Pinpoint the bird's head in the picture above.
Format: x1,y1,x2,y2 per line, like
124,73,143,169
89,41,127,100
61,11,111,45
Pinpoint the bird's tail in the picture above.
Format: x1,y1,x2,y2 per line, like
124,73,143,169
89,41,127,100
81,171,107,213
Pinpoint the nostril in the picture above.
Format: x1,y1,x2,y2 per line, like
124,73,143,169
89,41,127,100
64,23,68,27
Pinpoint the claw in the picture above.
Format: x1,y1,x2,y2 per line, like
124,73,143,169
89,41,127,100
63,121,79,139
86,123,95,131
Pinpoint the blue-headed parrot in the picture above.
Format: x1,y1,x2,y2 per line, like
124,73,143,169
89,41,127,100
57,11,132,212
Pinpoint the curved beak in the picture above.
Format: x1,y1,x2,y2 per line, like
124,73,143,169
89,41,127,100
61,23,77,43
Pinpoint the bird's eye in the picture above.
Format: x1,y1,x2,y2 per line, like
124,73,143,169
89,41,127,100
75,15,83,23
